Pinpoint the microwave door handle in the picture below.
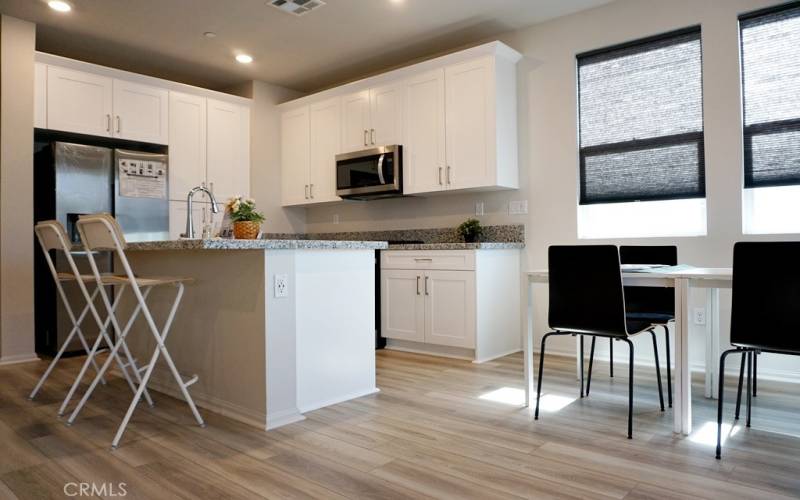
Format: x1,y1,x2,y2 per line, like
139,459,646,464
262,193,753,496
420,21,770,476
377,153,386,185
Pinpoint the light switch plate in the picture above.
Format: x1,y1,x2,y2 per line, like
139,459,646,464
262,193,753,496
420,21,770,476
475,202,485,216
509,200,528,215
274,274,288,298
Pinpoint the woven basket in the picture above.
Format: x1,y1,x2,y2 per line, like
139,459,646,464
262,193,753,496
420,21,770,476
233,221,260,239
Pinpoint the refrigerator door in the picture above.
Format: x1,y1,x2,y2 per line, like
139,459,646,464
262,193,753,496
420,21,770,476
53,142,114,352
114,149,169,242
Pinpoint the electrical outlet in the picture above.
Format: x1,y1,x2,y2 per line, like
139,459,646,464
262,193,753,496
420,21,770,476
509,200,529,215
475,202,485,216
693,307,706,325
274,274,288,298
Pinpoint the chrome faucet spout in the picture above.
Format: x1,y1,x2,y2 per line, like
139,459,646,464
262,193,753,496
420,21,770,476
183,185,219,239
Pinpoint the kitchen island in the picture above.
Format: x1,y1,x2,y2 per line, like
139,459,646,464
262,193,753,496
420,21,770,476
120,238,387,430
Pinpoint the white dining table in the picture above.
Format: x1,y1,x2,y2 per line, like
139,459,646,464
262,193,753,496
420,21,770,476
521,266,732,435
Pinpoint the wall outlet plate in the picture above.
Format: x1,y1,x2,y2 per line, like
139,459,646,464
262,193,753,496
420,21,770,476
693,307,706,325
509,200,528,215
274,274,288,298
475,202,485,216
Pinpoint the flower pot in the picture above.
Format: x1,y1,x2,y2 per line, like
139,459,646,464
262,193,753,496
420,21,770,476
463,233,480,243
233,221,261,239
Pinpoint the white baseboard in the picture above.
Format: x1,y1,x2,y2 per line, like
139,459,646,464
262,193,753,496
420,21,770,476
297,387,380,414
385,340,474,361
0,353,39,366
474,348,522,364
266,408,305,430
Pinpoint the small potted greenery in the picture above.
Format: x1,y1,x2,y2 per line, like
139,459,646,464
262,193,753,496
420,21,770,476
457,218,484,243
227,196,265,239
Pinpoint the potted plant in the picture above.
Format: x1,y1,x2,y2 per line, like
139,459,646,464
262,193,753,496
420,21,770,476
457,218,484,243
227,196,265,239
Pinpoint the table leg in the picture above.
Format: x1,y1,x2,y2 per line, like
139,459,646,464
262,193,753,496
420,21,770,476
522,278,534,407
576,337,582,381
704,288,720,399
674,278,692,435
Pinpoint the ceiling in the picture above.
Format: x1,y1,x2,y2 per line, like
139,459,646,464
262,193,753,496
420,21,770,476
0,0,612,93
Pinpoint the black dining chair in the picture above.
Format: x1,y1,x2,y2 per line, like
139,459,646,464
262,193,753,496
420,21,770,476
716,241,800,459
536,245,665,439
588,246,677,406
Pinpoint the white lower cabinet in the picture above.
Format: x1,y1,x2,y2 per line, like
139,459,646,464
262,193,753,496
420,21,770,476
380,249,519,362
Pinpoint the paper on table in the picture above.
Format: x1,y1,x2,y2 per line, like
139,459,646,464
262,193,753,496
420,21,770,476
625,264,696,274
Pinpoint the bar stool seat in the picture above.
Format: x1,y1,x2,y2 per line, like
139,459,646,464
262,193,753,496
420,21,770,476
56,272,127,284
121,275,195,287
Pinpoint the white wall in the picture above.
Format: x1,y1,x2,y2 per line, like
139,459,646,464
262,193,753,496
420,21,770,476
303,0,797,377
0,15,37,365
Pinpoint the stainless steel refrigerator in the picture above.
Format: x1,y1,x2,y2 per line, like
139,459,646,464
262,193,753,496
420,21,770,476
34,141,168,355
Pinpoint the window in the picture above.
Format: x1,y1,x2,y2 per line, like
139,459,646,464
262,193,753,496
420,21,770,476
740,3,800,234
576,27,706,239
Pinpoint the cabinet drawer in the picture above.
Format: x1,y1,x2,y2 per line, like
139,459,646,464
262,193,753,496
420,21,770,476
381,250,475,271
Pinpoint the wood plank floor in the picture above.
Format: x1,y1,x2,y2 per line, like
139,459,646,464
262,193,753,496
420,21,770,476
1,350,799,499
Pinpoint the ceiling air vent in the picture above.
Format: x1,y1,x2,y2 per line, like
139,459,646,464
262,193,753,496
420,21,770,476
269,0,326,16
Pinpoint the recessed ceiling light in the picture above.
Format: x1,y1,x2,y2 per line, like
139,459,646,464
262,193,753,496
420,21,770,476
203,31,217,38
48,1,72,12
235,54,253,64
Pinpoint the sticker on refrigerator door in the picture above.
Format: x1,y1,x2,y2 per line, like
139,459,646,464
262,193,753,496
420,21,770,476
118,159,168,199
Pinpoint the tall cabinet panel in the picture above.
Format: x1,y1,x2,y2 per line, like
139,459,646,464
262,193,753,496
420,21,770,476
281,107,311,206
168,91,207,201
34,63,47,129
403,69,446,194
207,98,250,202
46,65,113,137
309,98,342,203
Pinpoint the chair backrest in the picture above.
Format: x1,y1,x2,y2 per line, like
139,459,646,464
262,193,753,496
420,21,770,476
76,213,127,252
730,241,800,354
548,245,629,337
34,220,73,253
619,245,677,317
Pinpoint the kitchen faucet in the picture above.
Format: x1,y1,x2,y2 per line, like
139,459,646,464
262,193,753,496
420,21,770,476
182,185,220,239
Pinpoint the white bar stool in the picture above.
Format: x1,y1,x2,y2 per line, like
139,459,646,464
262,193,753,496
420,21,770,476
32,221,153,409
69,214,204,449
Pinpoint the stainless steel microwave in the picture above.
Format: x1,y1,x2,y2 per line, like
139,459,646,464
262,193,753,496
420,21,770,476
335,145,402,200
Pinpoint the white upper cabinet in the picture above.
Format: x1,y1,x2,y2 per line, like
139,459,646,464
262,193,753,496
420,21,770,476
112,79,169,144
281,106,311,206
34,63,47,129
369,82,403,147
46,65,113,137
403,69,446,195
341,90,371,153
309,98,342,203
168,91,206,201
207,98,250,202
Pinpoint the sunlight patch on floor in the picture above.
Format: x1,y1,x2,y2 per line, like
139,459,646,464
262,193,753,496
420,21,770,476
478,387,577,412
689,421,740,446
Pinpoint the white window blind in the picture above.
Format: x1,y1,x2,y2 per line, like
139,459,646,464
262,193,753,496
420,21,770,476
740,3,800,189
577,27,705,205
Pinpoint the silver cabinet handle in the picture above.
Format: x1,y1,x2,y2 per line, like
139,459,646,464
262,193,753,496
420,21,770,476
414,258,433,262
446,166,451,185
363,129,368,146
370,128,375,145
305,184,309,199
310,184,314,198
416,276,421,295
438,167,443,186
116,115,121,133
106,114,111,132
424,276,430,295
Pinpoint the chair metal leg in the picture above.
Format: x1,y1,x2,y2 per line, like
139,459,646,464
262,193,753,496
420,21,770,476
746,351,752,428
623,338,634,439
649,329,665,412
717,348,738,459
753,352,758,398
609,339,614,378
663,324,672,408
579,335,585,398
735,350,745,420
586,336,596,396
535,332,558,420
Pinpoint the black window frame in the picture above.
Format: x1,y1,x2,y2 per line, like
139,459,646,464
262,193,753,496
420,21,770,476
740,1,800,190
577,26,706,206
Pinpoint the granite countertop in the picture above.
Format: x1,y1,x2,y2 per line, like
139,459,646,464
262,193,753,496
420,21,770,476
386,242,525,250
127,238,388,251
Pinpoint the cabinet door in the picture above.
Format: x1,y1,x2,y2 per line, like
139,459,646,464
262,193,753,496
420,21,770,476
445,57,494,190
424,270,476,348
168,92,206,201
340,90,371,153
34,63,47,129
403,69,446,194
309,98,341,203
281,107,311,206
113,79,169,144
207,98,250,202
47,65,113,137
381,269,425,343
369,82,403,147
